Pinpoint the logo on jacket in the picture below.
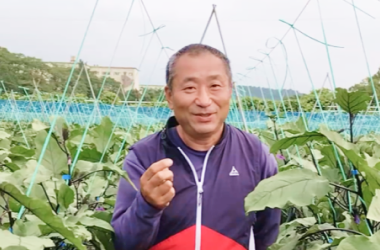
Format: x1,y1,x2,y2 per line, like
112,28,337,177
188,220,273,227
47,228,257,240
229,166,239,176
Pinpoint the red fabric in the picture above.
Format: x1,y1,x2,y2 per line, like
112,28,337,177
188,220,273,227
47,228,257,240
150,225,246,250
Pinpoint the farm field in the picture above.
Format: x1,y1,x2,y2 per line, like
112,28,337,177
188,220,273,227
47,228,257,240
1,0,380,248
0,88,380,249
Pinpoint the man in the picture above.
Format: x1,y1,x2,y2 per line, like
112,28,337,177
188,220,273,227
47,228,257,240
111,44,281,250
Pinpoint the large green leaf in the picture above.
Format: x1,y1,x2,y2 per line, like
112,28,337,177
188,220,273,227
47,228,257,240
267,237,300,250
73,160,98,179
58,183,75,209
281,117,307,135
0,230,54,250
319,125,356,151
319,145,338,168
78,216,114,232
367,189,380,222
103,162,137,190
69,128,93,145
88,212,115,250
3,162,21,172
10,146,35,158
334,88,371,115
13,220,42,237
290,154,318,173
0,138,11,149
306,243,331,250
50,116,69,140
85,176,108,200
92,116,114,153
274,216,316,249
34,130,68,178
2,246,29,250
88,228,115,250
0,149,9,163
336,146,380,201
320,168,342,183
0,182,86,250
244,169,331,213
270,132,326,154
0,131,11,140
20,160,54,186
258,131,276,147
336,231,380,250
31,119,49,132
76,148,103,163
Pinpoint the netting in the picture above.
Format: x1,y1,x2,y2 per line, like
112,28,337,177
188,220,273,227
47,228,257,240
1,0,380,248
1,99,380,135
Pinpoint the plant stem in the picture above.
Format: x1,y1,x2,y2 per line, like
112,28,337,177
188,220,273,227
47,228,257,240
52,133,68,155
307,143,338,227
52,132,72,186
7,209,14,229
272,118,288,164
307,143,320,175
71,170,109,184
1,192,14,230
299,228,364,241
345,112,369,229
39,183,56,213
74,184,79,210
349,113,354,143
350,161,374,232
329,182,358,194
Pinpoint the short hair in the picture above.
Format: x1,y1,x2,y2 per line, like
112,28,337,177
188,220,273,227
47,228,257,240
165,44,232,89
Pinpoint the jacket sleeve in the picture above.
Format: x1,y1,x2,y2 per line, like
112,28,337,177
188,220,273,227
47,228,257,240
254,143,281,250
111,150,163,250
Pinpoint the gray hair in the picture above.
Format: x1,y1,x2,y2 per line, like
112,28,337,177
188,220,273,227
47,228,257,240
165,44,232,89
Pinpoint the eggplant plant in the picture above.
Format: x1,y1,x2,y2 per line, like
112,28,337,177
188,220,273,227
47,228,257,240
245,88,380,249
0,117,154,249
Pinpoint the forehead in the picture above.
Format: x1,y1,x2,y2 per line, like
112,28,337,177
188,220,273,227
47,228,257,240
172,52,228,76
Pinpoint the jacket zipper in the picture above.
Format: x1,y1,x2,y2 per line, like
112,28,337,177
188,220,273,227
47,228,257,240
177,146,214,250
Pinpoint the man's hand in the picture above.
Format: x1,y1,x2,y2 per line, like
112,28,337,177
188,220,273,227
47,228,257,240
140,158,175,209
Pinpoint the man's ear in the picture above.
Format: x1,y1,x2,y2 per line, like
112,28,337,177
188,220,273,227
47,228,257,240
165,85,174,110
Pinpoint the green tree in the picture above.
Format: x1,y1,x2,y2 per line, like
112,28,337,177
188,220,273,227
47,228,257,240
0,47,122,99
350,67,380,101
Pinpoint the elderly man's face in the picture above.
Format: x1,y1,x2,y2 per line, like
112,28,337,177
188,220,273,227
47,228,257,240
165,52,232,137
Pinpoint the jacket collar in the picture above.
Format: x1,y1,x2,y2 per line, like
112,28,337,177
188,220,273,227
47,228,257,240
160,116,229,148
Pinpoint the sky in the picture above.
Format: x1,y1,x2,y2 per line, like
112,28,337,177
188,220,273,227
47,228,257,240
0,0,380,94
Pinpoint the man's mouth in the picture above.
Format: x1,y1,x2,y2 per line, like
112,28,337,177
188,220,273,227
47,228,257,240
196,113,212,117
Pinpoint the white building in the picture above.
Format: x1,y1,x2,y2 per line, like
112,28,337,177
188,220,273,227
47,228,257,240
47,56,140,92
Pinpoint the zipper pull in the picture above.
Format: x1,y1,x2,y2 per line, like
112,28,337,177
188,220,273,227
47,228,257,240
198,187,203,206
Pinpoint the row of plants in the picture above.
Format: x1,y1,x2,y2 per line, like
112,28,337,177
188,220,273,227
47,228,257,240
3,84,380,113
0,88,378,113
0,116,159,249
0,87,379,249
246,88,380,249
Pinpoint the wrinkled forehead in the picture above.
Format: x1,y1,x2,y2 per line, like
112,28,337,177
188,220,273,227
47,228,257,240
166,51,231,85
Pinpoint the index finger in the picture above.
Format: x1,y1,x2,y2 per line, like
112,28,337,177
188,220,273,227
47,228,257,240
143,158,173,182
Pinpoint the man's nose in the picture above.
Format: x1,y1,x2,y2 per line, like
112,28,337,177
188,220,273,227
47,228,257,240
195,88,211,107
